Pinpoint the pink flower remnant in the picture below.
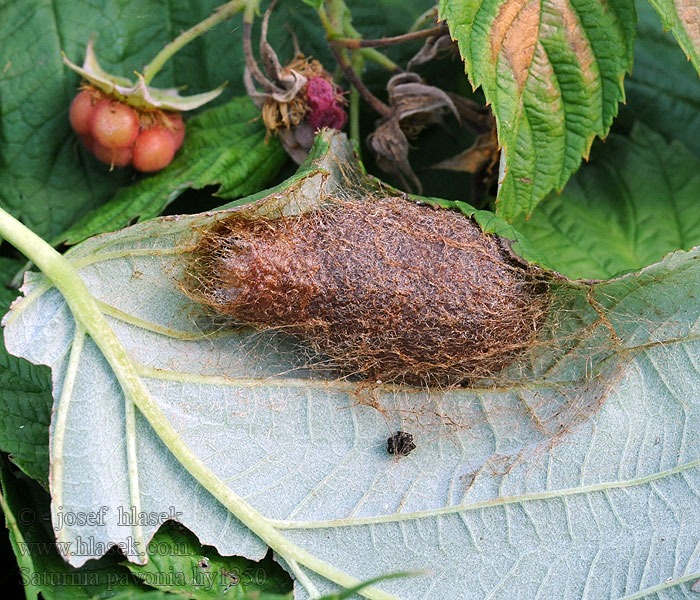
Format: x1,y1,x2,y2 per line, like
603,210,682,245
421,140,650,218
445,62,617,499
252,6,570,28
305,77,347,131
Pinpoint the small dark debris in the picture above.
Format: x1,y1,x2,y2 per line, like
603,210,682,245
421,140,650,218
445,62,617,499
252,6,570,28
221,568,240,592
197,557,209,569
387,431,416,457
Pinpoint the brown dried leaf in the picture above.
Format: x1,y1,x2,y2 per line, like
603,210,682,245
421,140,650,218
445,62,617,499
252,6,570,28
367,118,421,193
368,73,460,192
387,72,458,126
407,32,456,70
430,129,499,174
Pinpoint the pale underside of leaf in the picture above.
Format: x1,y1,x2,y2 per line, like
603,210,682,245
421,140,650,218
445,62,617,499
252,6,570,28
439,0,636,220
3,132,700,599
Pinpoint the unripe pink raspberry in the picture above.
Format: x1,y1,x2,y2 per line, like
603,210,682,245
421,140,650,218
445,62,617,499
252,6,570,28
305,77,347,131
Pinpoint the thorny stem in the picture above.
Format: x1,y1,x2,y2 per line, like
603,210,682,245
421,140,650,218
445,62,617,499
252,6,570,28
331,24,447,49
142,0,245,85
0,206,401,600
329,45,392,118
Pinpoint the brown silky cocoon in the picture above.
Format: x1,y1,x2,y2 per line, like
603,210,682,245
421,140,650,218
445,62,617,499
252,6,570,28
186,196,549,386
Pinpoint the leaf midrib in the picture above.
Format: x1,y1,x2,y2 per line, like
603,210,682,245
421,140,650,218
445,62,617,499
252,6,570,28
266,455,700,530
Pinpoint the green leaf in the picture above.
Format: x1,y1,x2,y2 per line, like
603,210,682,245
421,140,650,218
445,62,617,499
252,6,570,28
438,0,636,220
0,259,52,484
0,0,434,243
646,0,700,74
4,131,700,599
269,0,435,74
124,521,291,599
621,1,700,156
0,458,42,600
512,122,700,279
0,459,293,600
301,0,324,9
0,1,125,240
0,459,153,600
91,592,187,600
59,97,285,246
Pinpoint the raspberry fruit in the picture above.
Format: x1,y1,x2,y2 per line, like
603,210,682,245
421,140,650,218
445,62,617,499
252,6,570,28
69,90,97,136
306,77,347,131
91,141,134,168
90,100,139,149
64,20,229,170
69,88,186,172
165,112,185,150
132,128,177,172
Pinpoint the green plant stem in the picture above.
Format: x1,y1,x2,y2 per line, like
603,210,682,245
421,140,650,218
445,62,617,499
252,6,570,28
287,559,321,598
142,0,245,85
243,0,261,24
0,206,400,600
408,6,439,32
9,1,253,288
357,48,399,71
317,4,336,35
318,2,399,71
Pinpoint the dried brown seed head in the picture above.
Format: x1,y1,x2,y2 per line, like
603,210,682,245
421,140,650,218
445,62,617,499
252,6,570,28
243,6,346,163
407,32,457,70
367,73,459,193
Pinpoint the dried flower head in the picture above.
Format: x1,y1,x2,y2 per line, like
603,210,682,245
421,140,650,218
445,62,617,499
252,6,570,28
367,72,458,193
407,28,458,70
244,8,346,163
